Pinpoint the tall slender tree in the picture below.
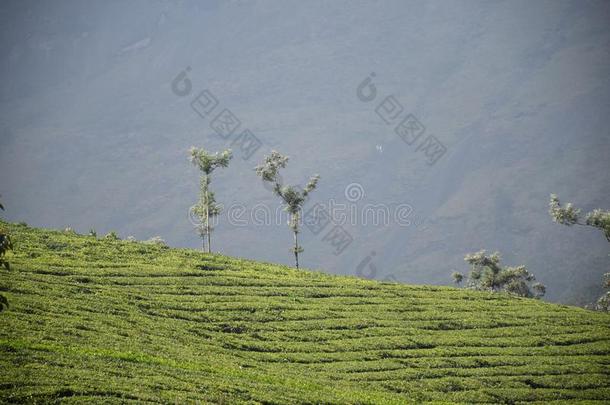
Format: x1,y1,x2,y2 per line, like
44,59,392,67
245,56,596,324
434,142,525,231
189,147,232,253
549,194,610,241
255,151,319,269
549,194,610,310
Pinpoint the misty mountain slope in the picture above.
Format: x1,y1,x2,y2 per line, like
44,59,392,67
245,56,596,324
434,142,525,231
0,0,609,304
1,223,610,403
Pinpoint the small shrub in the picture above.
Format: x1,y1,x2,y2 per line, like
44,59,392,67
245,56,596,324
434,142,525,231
104,231,120,241
0,231,12,270
0,200,13,271
0,198,12,311
144,236,166,247
452,250,545,298
0,294,8,312
45,241,68,251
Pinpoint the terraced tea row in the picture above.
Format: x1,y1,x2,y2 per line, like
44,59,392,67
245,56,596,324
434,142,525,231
1,223,609,403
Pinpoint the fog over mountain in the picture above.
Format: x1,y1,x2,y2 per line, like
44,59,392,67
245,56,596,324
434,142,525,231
1,0,609,304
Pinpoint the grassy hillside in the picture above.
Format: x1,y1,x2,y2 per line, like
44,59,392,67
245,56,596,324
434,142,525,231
0,222,609,403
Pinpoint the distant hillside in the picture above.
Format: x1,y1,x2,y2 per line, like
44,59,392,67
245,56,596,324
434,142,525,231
1,222,609,403
1,1,609,305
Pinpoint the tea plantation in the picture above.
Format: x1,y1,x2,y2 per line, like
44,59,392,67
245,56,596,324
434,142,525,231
1,222,609,403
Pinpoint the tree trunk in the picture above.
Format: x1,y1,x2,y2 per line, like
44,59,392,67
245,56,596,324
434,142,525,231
206,219,211,254
205,177,211,254
293,229,299,269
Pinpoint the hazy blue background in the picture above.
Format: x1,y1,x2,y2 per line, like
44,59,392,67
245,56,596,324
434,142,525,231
1,0,609,304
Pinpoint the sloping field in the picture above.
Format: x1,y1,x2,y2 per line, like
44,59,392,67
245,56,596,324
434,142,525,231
0,222,609,403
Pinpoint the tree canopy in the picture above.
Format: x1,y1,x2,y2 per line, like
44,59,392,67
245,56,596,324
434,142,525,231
453,250,545,299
